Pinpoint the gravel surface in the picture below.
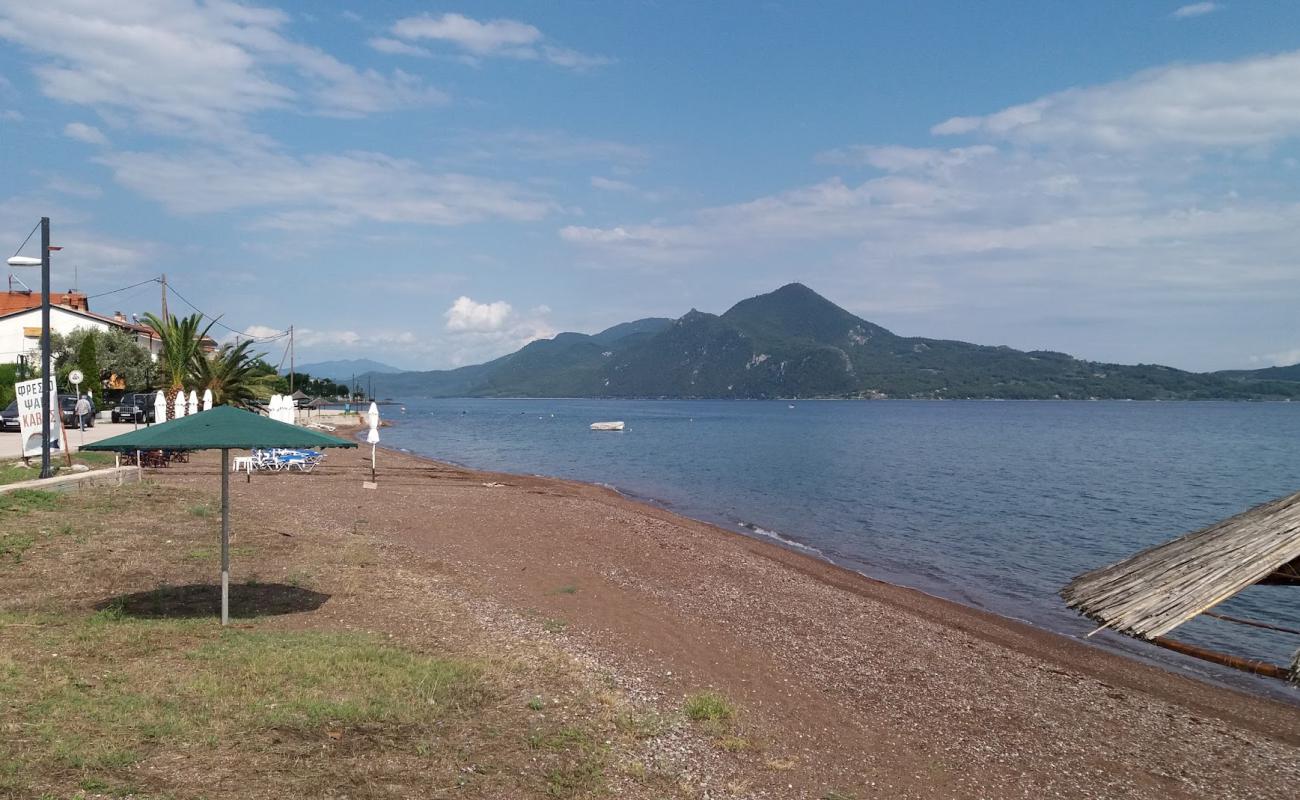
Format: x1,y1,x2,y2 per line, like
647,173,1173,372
154,445,1299,799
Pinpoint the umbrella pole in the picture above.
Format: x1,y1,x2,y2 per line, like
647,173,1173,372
220,448,230,626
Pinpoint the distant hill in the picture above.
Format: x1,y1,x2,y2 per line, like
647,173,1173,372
1214,363,1300,384
293,358,404,381
363,284,1300,401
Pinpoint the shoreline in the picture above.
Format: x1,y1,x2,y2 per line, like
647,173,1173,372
367,433,1299,719
373,428,1298,705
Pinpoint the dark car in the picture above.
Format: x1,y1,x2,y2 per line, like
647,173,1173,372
112,392,155,424
58,394,95,428
1,400,18,432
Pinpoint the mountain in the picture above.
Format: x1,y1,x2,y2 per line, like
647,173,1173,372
364,284,1300,401
293,358,404,381
1214,363,1300,384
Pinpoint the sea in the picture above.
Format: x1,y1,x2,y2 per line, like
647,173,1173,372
378,398,1300,698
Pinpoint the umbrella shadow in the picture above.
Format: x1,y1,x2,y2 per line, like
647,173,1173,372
95,582,330,620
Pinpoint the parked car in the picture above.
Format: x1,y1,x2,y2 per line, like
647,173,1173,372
58,394,95,428
112,392,156,424
1,400,18,432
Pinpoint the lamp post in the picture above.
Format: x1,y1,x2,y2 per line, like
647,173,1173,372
8,217,52,478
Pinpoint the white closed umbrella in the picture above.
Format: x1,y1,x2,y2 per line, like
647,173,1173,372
154,390,167,423
270,394,282,421
366,401,380,483
188,390,198,416
202,388,213,411
174,389,186,418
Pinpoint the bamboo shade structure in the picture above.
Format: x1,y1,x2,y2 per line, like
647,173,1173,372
1062,488,1300,641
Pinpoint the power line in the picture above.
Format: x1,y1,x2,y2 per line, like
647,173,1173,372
86,277,160,300
164,282,289,342
10,219,41,258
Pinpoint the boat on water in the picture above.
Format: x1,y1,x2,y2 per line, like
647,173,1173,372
590,421,625,431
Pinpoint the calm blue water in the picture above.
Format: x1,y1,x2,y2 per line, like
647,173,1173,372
381,398,1300,693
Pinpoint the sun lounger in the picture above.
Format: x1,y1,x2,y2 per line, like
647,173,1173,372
250,448,325,473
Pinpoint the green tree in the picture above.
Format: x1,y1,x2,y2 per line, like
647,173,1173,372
49,328,154,393
191,340,274,408
0,363,17,408
141,312,215,413
97,328,154,390
77,333,98,391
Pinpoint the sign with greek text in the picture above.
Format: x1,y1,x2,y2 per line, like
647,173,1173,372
15,377,64,458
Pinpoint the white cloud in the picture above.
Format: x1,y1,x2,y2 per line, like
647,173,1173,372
439,296,555,365
1172,3,1220,19
387,12,610,69
392,13,540,54
98,146,554,228
590,176,636,192
241,324,284,340
237,324,418,353
932,49,1300,150
0,1,446,141
444,296,513,333
367,37,429,57
45,175,102,198
816,144,997,172
449,130,648,166
63,121,107,145
1248,348,1300,367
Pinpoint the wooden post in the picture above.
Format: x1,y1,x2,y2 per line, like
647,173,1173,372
220,448,230,626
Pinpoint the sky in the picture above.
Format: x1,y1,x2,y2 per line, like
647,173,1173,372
2,1,1299,373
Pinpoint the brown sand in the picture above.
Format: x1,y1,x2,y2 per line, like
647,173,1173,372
160,445,1298,799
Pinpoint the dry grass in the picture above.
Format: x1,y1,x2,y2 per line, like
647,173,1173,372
0,479,700,799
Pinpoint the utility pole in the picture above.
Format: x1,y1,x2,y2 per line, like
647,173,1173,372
39,217,52,479
160,273,168,321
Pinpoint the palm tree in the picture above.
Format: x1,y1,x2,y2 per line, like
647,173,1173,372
141,312,215,415
191,339,274,408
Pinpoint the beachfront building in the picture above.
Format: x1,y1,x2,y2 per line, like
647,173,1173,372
0,289,213,371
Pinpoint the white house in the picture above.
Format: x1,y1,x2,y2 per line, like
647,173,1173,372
0,303,163,368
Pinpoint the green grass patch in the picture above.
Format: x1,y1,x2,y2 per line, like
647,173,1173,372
528,726,606,797
551,584,578,595
184,630,488,731
0,530,37,563
74,452,116,468
0,615,490,793
684,690,735,723
0,488,60,515
0,452,118,486
187,504,213,518
542,618,568,634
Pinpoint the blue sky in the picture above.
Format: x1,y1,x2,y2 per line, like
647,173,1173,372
2,1,1299,371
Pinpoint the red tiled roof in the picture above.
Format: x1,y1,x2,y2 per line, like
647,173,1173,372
0,290,89,314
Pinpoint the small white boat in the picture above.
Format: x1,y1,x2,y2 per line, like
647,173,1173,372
590,421,625,431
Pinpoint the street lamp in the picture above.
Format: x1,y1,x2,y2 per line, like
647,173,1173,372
7,217,53,478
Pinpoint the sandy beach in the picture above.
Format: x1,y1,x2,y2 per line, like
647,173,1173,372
98,441,1294,800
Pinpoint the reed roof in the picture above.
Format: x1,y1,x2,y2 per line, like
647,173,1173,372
1062,489,1300,639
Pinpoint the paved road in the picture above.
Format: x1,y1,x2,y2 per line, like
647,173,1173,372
1,420,140,461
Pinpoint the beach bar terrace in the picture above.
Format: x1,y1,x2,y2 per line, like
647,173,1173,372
1062,488,1300,682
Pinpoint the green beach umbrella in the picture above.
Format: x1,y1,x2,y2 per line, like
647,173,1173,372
84,406,357,624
